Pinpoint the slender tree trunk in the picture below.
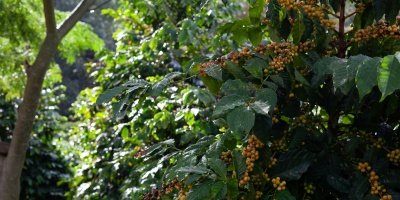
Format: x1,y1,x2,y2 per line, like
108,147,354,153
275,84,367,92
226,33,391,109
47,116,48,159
0,0,96,199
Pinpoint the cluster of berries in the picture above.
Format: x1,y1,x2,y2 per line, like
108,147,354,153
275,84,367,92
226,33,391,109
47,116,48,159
387,149,400,164
271,177,286,191
239,135,264,187
351,21,400,44
358,162,392,199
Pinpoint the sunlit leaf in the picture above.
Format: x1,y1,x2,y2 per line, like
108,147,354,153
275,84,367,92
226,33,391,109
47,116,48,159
377,53,400,101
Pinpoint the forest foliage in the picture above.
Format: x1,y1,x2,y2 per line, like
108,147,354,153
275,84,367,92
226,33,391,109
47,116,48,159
1,0,400,200
94,0,400,200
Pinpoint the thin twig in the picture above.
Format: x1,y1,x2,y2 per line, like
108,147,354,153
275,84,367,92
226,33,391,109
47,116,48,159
345,11,357,19
90,0,111,11
323,8,340,19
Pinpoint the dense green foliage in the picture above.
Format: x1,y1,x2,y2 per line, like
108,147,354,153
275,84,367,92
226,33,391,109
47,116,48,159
66,0,242,199
2,0,400,199
98,0,400,199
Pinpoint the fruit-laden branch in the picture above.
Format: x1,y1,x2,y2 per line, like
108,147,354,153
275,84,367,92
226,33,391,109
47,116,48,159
0,0,96,199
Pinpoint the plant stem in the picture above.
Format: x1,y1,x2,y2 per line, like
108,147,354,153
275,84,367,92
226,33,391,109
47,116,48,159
337,0,347,58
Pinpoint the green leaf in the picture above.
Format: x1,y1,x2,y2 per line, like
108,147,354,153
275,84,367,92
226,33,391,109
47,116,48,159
213,95,248,116
356,57,381,99
226,178,239,199
178,30,188,44
200,76,223,95
205,64,223,81
248,27,263,47
226,60,247,80
270,75,284,87
329,0,340,13
267,0,281,27
206,139,223,158
349,171,370,200
275,190,296,200
186,180,213,200
327,173,350,193
233,150,246,178
186,174,202,185
208,158,227,177
311,56,340,87
294,69,310,86
227,106,255,135
344,137,360,154
269,149,316,180
378,53,400,101
292,13,305,44
244,58,267,79
373,0,387,21
385,0,400,24
250,101,272,116
333,55,370,95
231,17,251,43
151,72,184,96
268,27,281,42
211,181,227,199
96,86,128,105
125,82,148,93
255,88,277,112
178,166,211,174
386,94,398,116
249,0,265,24
221,80,251,96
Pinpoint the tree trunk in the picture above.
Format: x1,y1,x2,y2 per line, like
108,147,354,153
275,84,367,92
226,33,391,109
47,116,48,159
0,0,96,199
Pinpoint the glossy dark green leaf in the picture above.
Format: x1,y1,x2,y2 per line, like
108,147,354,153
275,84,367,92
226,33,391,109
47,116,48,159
255,88,277,112
201,75,223,95
275,190,296,200
211,181,227,199
206,139,223,158
227,106,255,134
233,150,246,178
356,57,381,99
205,64,223,81
226,178,239,199
327,173,350,193
292,13,305,44
373,0,386,21
333,55,370,95
294,69,310,86
186,174,202,185
386,94,398,116
208,158,227,177
378,53,400,101
269,149,316,180
226,60,247,81
96,86,128,105
385,0,400,24
151,72,184,96
311,56,340,87
267,0,281,27
186,179,213,200
177,166,211,174
270,75,284,87
344,137,360,154
329,0,340,13
349,172,369,200
221,79,251,96
213,95,247,116
244,57,266,79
